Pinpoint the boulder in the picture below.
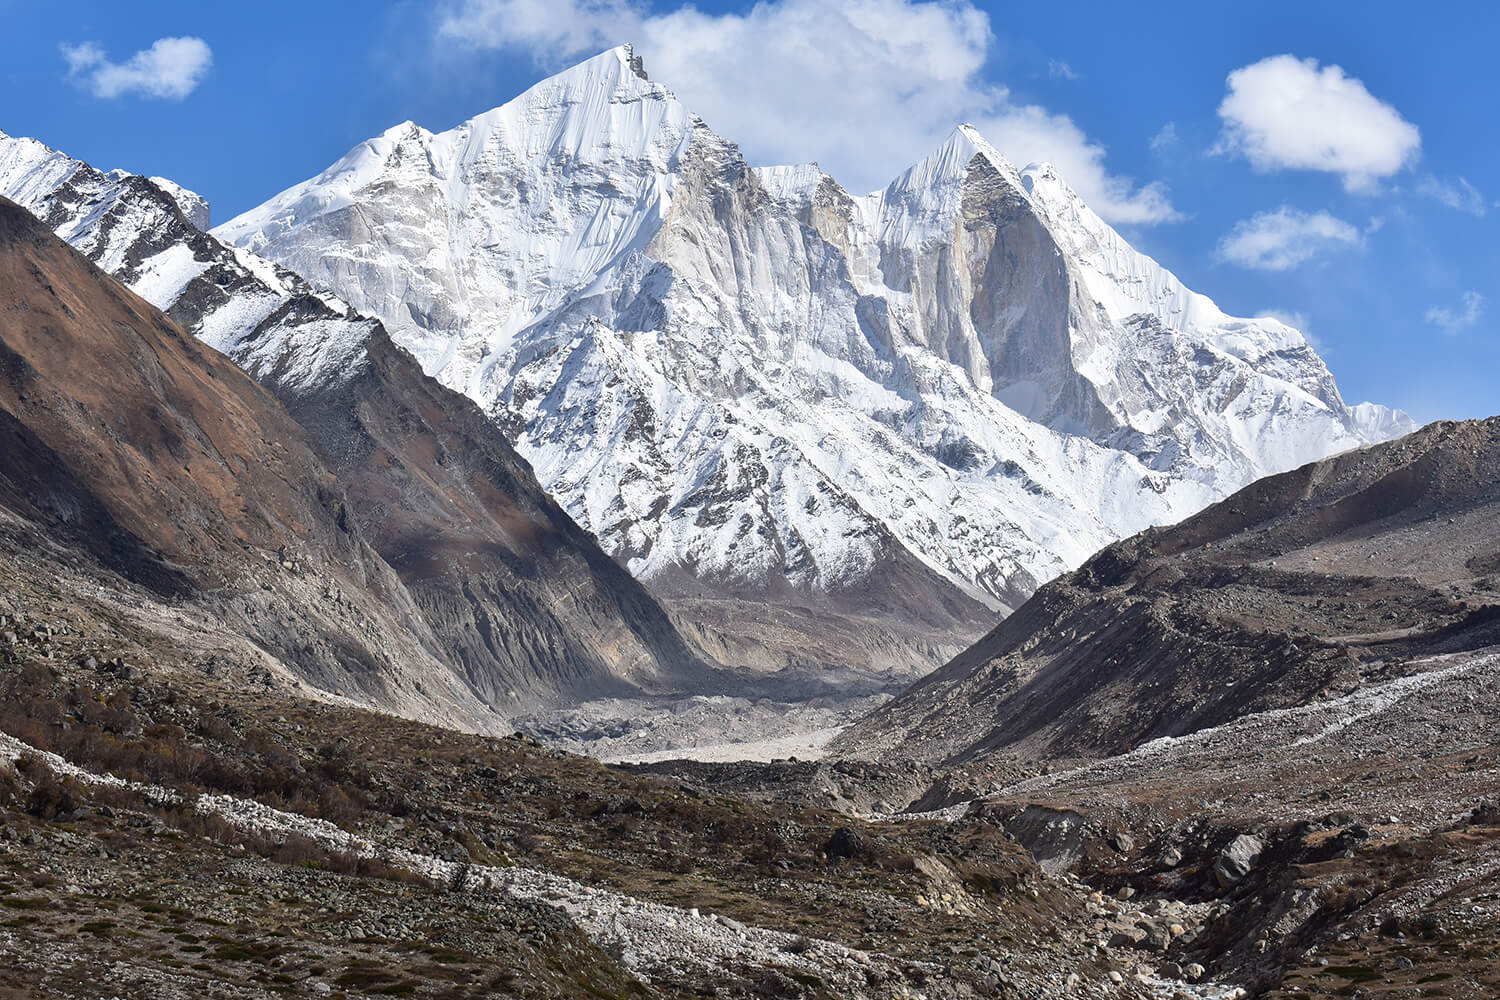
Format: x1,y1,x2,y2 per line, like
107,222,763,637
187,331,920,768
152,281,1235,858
823,826,871,861
1213,834,1264,887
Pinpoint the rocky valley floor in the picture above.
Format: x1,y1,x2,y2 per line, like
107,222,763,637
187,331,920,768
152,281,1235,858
3,527,1497,1000
0,543,1251,1000
2,412,1499,998
621,643,1500,999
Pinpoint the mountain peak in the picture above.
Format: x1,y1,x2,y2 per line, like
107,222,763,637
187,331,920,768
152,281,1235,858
206,56,1411,639
620,42,649,81
148,176,210,231
446,44,688,171
878,123,1023,199
516,44,670,105
379,119,423,140
953,122,985,144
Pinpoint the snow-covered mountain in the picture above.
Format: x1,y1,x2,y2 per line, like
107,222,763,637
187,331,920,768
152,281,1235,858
214,47,1409,631
268,62,1400,630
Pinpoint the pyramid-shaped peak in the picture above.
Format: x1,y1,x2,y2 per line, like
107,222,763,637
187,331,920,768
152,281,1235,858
949,124,1020,173
522,44,668,101
877,123,1023,198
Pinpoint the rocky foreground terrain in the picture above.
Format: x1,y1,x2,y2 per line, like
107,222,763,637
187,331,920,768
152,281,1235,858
649,416,1500,997
3,452,1497,999
3,393,1497,1000
0,538,1255,1000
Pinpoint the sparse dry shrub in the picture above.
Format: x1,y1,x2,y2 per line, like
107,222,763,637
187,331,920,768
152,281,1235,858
315,783,364,827
606,815,640,841
0,760,21,806
26,770,83,819
533,795,565,820
783,934,815,955
195,714,237,743
356,855,438,889
244,727,296,769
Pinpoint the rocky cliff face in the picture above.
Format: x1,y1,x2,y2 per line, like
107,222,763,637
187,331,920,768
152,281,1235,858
0,130,716,715
0,195,498,729
212,47,1410,643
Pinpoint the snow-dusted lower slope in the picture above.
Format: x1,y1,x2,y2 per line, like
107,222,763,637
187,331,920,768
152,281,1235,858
214,47,1411,624
0,127,351,370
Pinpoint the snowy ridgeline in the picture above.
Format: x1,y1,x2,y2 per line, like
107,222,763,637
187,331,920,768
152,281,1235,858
209,46,1410,615
1,48,1411,625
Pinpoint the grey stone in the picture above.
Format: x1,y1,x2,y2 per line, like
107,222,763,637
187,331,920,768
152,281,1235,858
1213,833,1264,887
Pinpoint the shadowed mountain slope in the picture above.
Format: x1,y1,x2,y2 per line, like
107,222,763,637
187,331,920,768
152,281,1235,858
246,305,716,707
0,195,498,727
835,417,1499,770
0,131,719,714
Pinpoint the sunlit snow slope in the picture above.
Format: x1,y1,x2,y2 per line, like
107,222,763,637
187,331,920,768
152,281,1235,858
215,47,1411,625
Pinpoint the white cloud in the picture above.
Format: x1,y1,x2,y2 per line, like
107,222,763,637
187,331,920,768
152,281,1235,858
974,103,1180,224
1426,291,1484,334
1215,54,1419,191
1047,59,1078,81
1416,175,1486,217
1149,122,1177,153
1217,207,1362,271
61,37,212,100
434,0,1179,224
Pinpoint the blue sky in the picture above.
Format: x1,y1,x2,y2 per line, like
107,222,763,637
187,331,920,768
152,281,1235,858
1,0,1494,422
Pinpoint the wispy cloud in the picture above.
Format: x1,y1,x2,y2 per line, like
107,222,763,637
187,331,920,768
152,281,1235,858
1416,175,1487,217
1217,207,1362,271
1215,54,1420,192
1047,59,1078,81
1149,122,1177,153
1426,291,1484,334
434,0,1179,224
61,36,212,99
